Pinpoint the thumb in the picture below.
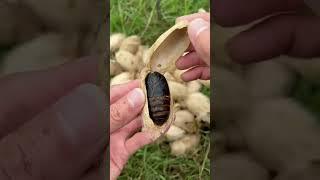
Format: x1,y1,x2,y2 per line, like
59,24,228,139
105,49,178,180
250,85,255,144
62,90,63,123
188,18,210,65
0,84,107,180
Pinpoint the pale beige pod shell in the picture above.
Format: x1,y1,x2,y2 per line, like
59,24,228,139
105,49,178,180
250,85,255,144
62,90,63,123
170,134,200,156
110,33,126,53
185,92,210,124
110,72,134,86
199,80,210,88
164,72,177,81
187,80,202,93
174,110,198,133
165,125,186,142
173,69,187,82
145,20,190,74
119,35,141,54
140,21,190,140
110,59,123,76
140,67,175,140
168,81,188,101
115,50,139,72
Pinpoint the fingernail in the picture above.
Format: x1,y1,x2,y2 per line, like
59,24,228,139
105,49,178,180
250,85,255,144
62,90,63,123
188,18,209,45
54,83,106,148
127,88,145,108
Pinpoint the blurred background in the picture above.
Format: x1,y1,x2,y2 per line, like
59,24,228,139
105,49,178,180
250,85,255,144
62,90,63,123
110,0,210,179
0,0,105,77
212,4,320,180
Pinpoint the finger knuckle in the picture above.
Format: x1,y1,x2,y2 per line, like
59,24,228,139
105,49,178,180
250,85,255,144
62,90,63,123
110,103,123,123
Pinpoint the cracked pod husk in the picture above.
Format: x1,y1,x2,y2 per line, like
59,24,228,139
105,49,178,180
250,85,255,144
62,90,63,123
140,21,190,140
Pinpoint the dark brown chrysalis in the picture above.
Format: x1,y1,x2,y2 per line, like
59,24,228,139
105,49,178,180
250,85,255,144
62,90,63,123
145,71,171,126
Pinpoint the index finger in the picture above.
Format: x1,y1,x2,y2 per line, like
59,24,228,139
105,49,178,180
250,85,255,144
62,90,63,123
212,0,303,26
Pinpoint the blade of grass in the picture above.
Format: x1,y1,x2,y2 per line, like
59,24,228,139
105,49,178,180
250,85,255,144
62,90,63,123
140,1,157,37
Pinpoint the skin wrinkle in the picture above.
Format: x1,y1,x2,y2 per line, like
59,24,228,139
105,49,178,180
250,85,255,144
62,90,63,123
110,155,121,178
0,165,12,180
110,139,128,172
16,143,33,177
110,104,122,123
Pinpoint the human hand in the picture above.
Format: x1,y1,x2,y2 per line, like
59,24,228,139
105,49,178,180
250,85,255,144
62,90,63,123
212,0,320,63
175,12,210,81
0,57,107,180
109,80,153,180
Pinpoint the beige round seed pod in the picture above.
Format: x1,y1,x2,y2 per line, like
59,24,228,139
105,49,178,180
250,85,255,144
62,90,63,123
168,81,188,101
135,45,147,69
0,2,42,45
110,33,126,53
198,8,207,13
142,47,150,65
136,45,146,59
173,103,182,112
110,72,134,86
173,69,186,82
170,134,200,156
174,110,198,133
214,153,269,180
0,33,69,76
185,92,210,124
140,21,190,140
134,45,145,70
110,60,123,76
119,35,141,54
115,50,139,72
187,80,202,93
199,80,210,88
165,125,186,142
164,72,177,81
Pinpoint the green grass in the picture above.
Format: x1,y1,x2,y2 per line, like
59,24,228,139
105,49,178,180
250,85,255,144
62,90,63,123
110,0,210,45
201,86,210,97
111,0,211,179
118,130,210,180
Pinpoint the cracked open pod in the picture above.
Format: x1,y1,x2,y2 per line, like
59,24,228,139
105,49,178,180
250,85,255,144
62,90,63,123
140,21,190,140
